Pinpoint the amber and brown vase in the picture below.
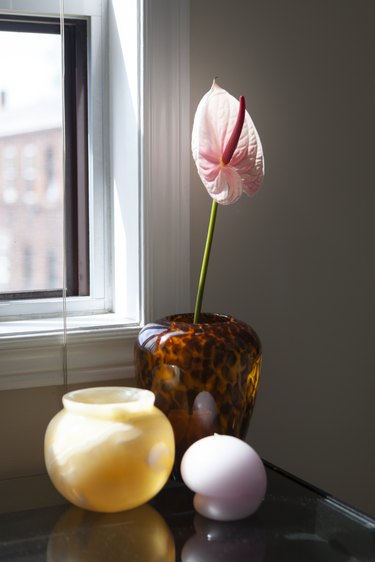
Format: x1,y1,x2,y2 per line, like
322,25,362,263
134,313,262,474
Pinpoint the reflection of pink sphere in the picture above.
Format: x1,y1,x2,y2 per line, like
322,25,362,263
181,531,265,562
181,434,267,521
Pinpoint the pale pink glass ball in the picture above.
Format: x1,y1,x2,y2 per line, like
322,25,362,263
180,434,267,521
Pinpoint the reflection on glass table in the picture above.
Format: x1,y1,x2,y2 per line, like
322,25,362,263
0,463,374,562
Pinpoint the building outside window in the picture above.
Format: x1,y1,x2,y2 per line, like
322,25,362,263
0,26,64,295
1,144,18,204
45,144,59,202
22,143,36,203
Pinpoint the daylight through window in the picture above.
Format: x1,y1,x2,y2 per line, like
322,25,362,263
0,16,88,300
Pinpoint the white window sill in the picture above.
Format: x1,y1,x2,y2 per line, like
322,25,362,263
0,315,140,390
0,312,139,338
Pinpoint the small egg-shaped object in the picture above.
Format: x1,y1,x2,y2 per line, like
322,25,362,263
180,434,266,521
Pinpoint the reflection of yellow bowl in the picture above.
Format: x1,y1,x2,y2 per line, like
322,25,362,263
47,504,175,562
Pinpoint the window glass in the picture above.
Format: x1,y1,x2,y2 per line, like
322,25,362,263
0,30,64,294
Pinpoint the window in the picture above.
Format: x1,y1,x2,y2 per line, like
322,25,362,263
22,144,36,203
45,145,59,201
0,232,11,290
0,0,190,389
47,249,59,289
1,145,17,204
22,245,33,289
0,14,88,301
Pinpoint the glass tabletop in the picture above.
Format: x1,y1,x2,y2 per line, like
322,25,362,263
0,462,374,561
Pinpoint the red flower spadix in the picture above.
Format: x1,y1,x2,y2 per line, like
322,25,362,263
192,80,264,205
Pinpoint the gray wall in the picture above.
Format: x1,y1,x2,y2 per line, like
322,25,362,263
190,0,375,516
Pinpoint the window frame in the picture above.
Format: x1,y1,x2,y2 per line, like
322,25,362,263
0,0,190,390
0,3,107,318
0,14,89,301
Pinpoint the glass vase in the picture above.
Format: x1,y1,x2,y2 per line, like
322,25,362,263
44,387,175,512
134,313,261,473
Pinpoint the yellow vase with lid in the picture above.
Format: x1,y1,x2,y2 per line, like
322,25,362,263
44,387,175,512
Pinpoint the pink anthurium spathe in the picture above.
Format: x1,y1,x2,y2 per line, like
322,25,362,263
192,80,265,323
192,80,264,205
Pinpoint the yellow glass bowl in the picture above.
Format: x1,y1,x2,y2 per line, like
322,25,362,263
44,387,175,512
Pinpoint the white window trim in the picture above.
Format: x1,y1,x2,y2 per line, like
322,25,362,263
0,0,109,319
0,0,190,390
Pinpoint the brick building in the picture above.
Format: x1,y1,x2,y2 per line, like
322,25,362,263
0,99,63,294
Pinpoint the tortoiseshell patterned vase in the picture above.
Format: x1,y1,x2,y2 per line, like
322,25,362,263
134,313,262,475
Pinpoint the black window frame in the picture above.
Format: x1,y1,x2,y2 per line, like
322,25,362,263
0,14,89,300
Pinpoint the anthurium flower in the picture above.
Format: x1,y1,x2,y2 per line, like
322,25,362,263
192,80,265,323
192,80,264,205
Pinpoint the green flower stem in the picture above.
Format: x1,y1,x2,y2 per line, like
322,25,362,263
193,199,218,323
